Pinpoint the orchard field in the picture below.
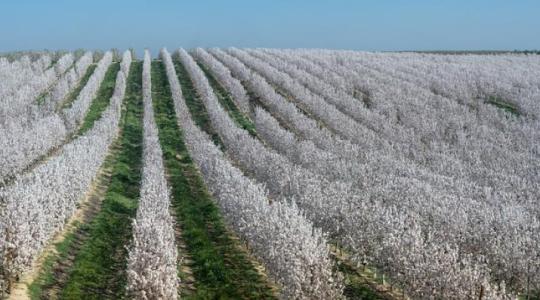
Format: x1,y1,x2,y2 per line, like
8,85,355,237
0,48,539,299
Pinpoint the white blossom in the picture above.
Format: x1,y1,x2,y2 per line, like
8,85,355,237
126,50,179,300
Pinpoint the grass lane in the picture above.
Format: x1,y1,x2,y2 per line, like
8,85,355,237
77,62,121,135
58,61,144,299
151,60,276,299
172,57,224,148
485,95,521,117
60,64,98,109
28,225,78,299
196,61,257,137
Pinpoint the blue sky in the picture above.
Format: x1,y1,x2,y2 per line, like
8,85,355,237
1,0,539,54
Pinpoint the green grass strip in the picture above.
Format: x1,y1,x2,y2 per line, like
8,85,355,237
59,61,144,300
197,62,257,137
151,60,276,299
35,91,49,105
28,224,79,299
336,258,384,300
486,95,521,117
61,64,97,109
172,58,224,148
77,62,121,135
45,54,63,71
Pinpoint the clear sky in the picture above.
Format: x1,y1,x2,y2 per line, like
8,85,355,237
1,0,539,54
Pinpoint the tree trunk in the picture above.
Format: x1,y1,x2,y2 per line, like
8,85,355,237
526,262,530,300
478,284,484,300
